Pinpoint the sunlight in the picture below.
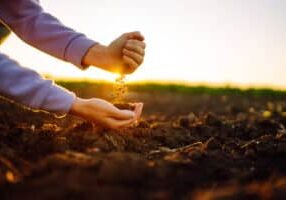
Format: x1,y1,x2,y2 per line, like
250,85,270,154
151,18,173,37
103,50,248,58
1,2,286,198
1,0,286,88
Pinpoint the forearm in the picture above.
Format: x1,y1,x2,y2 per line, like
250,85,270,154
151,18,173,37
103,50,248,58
0,0,97,69
0,53,75,114
82,44,113,72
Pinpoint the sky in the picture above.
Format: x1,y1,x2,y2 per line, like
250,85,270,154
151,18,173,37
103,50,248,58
2,0,286,88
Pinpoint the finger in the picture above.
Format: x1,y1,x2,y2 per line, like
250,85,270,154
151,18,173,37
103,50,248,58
123,49,143,65
124,44,144,57
125,31,145,41
129,103,143,120
117,117,137,128
106,117,136,129
134,103,143,120
126,39,146,50
112,108,135,120
123,55,138,71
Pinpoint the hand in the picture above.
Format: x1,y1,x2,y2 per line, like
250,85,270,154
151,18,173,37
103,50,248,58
82,31,146,74
69,97,143,129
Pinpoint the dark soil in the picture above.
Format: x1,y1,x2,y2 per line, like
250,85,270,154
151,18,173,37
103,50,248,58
113,103,135,110
1,90,286,200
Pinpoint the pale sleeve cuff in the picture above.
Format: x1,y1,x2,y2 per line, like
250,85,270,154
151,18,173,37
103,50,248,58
64,35,98,70
41,83,76,117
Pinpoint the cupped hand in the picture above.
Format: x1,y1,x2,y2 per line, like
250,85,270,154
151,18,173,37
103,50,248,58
82,31,146,74
69,97,143,129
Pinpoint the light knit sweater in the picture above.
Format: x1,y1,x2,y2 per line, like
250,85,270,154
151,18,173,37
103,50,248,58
0,0,97,114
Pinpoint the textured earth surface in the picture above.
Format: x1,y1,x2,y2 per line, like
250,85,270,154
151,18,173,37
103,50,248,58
0,89,286,200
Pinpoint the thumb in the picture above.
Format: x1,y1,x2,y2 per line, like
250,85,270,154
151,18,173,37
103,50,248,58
106,116,136,129
132,103,144,120
126,31,145,41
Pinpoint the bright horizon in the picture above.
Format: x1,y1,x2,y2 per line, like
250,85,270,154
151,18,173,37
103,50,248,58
2,0,286,88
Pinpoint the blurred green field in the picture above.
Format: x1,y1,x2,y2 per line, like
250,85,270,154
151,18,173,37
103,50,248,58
57,80,286,98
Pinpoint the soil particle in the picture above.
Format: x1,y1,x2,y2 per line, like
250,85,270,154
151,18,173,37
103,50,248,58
113,103,135,110
1,93,286,199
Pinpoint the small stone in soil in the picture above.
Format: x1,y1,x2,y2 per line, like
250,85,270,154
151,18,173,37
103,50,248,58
179,116,190,128
205,113,222,126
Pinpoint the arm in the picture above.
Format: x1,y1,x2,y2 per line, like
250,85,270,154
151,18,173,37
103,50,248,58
0,53,75,114
0,0,146,73
0,0,96,69
0,53,143,128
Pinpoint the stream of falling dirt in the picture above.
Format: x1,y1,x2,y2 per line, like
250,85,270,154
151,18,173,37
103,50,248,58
113,74,128,104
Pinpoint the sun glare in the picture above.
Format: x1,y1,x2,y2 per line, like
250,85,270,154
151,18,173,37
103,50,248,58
1,0,286,88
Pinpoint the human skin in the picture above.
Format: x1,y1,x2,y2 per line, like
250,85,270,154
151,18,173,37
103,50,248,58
0,0,146,129
82,31,146,74
71,31,146,129
70,98,144,129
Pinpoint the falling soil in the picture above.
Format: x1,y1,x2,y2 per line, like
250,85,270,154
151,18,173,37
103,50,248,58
0,90,286,200
113,74,128,104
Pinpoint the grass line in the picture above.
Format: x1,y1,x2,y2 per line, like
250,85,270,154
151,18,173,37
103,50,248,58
56,80,286,97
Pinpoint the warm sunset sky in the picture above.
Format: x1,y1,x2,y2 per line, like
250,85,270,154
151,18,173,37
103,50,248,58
2,0,286,87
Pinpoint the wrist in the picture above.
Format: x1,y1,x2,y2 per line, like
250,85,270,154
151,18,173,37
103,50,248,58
82,44,110,70
69,97,85,116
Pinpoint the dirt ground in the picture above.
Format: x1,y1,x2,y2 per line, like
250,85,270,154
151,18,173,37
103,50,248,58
0,88,286,200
